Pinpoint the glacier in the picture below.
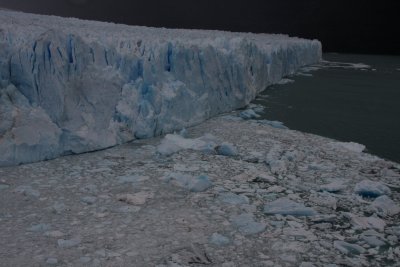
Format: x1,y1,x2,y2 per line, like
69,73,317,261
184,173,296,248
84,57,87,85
0,10,321,166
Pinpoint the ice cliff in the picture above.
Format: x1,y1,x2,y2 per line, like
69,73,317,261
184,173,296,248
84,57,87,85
0,10,321,166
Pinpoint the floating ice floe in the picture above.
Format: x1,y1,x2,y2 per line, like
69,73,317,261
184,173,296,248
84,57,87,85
263,198,317,216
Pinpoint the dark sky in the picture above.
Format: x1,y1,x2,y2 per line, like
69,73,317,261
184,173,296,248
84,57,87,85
0,0,398,55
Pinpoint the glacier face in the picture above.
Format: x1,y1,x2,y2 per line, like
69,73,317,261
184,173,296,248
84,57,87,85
0,10,322,166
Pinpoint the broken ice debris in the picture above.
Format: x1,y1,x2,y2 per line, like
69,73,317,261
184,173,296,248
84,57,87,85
57,238,81,248
80,196,97,205
209,233,230,246
258,120,289,129
361,234,386,247
116,191,154,205
157,134,217,156
239,109,260,120
230,213,266,235
216,142,238,157
27,223,51,232
0,184,10,190
263,198,317,216
164,173,213,192
14,185,40,198
330,141,366,153
117,174,149,184
276,78,295,85
354,180,391,198
334,241,366,255
343,213,386,231
370,195,400,217
320,180,346,193
217,192,249,205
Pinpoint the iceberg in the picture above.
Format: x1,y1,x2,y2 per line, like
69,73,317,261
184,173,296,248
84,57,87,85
0,10,322,166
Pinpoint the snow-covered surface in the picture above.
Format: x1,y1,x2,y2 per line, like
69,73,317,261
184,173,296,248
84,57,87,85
0,10,321,166
1,113,399,266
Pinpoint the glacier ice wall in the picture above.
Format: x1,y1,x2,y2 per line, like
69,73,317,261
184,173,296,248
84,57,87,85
0,11,322,166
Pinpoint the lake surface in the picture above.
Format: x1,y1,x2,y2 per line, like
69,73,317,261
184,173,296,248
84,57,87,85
253,53,400,163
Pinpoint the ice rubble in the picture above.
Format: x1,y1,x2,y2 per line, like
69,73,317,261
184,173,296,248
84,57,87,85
0,10,321,166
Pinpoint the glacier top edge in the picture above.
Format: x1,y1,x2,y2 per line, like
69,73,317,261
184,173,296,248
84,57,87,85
0,10,321,48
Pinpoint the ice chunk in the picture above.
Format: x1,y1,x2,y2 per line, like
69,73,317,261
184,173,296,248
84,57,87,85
116,192,154,205
354,180,391,197
343,213,386,231
329,141,365,153
27,223,51,232
263,198,317,216
179,128,188,138
57,238,81,248
157,134,217,156
282,228,317,241
209,233,230,246
14,185,40,198
276,78,295,85
189,175,213,192
217,192,249,205
216,142,238,157
117,174,149,184
258,120,289,129
320,180,346,193
239,109,260,120
361,235,386,247
309,192,337,210
370,195,400,217
230,213,266,235
334,241,366,255
164,173,213,192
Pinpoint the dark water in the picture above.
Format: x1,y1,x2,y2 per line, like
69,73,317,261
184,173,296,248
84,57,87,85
253,53,400,163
